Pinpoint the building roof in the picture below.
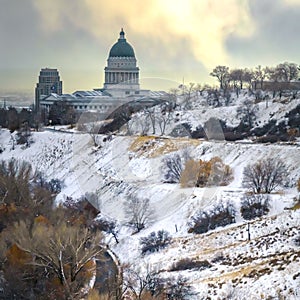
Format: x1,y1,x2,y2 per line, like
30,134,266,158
108,29,135,58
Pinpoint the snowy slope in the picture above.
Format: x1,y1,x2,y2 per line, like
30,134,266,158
0,118,299,298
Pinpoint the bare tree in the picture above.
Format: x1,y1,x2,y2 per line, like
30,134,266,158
242,68,253,89
123,265,163,300
275,62,299,82
13,219,103,299
253,65,267,90
92,217,119,244
157,102,173,135
236,99,258,128
144,107,157,135
210,66,230,90
86,120,102,147
161,153,183,183
230,69,244,96
243,158,287,193
124,195,154,232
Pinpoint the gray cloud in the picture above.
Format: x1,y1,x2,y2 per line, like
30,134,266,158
226,0,300,67
0,0,299,93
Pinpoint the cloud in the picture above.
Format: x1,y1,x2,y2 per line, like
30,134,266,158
225,0,300,67
32,0,255,69
0,0,298,92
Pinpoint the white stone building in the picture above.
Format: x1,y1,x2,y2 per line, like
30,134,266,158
38,29,166,114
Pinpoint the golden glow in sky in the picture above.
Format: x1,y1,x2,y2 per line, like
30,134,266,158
0,0,299,93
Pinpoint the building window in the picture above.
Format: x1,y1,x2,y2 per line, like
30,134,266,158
125,91,130,95
79,106,82,109
135,91,140,94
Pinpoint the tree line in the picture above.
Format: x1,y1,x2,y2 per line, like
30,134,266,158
210,62,300,93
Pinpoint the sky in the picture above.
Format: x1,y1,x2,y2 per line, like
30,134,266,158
0,0,299,96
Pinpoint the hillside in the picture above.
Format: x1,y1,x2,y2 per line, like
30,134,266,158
0,91,299,299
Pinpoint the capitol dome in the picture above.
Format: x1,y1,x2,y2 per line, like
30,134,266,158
103,28,140,94
108,29,135,57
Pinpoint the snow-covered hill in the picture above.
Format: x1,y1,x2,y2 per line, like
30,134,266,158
1,124,299,298
1,89,300,298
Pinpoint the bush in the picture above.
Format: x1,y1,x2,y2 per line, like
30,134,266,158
171,258,211,271
140,230,171,254
180,159,200,187
256,135,279,143
294,235,300,247
47,178,63,194
163,276,195,300
188,201,236,234
224,132,243,141
180,157,233,188
161,154,183,183
240,194,270,220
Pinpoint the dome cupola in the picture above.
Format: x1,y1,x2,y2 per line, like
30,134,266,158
103,28,140,94
108,28,135,58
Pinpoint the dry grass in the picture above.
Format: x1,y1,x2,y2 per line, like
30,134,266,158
129,136,201,158
290,201,300,210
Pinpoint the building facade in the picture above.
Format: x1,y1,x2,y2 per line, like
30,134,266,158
38,29,166,115
35,68,62,111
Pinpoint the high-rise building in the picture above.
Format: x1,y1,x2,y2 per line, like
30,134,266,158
35,68,62,111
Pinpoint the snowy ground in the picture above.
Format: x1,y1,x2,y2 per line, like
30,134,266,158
1,90,300,298
1,125,299,298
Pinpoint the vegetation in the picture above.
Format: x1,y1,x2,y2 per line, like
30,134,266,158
188,201,236,234
242,158,287,193
140,230,172,254
125,194,154,233
240,194,270,220
0,159,109,299
210,62,299,95
161,153,183,183
171,258,211,271
180,157,233,188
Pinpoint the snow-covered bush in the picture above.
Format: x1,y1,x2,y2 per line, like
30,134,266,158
47,178,63,194
240,194,270,220
140,230,171,254
171,258,211,271
188,201,236,234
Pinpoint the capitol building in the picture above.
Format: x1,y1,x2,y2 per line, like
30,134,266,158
36,29,167,115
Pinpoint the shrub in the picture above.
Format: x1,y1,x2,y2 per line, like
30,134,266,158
240,194,270,220
140,230,171,254
163,276,195,300
256,135,279,143
47,178,63,194
171,258,211,271
297,178,300,193
161,154,183,183
180,157,233,188
294,235,300,247
188,201,236,234
180,159,200,187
